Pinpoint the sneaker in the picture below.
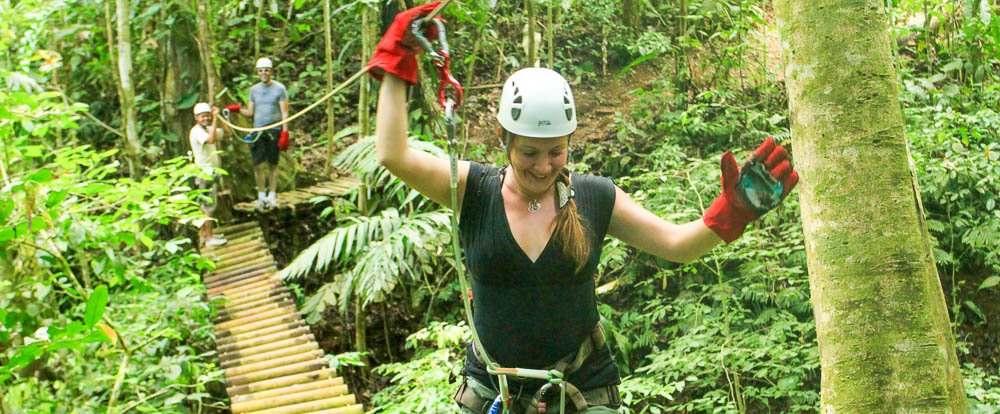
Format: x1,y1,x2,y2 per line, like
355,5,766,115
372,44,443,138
205,237,227,247
255,198,266,211
267,196,279,209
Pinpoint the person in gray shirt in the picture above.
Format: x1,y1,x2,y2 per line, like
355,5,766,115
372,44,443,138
226,57,289,210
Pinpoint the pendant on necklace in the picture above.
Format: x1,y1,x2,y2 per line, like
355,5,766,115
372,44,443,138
528,199,542,213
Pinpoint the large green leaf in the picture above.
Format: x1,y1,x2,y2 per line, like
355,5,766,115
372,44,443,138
84,285,108,329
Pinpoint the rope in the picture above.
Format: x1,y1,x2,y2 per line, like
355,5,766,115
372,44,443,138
217,0,454,134
443,102,495,369
217,67,369,133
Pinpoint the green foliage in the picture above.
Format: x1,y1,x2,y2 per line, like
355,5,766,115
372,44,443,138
0,143,225,410
964,363,1000,413
906,84,1000,277
280,136,455,323
600,136,819,412
369,322,468,414
1,14,224,406
0,140,224,410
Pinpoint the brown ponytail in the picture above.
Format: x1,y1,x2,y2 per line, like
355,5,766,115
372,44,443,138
553,169,591,274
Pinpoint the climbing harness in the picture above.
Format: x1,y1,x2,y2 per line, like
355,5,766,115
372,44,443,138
238,130,264,144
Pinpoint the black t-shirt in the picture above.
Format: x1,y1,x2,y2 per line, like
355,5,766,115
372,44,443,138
459,161,621,392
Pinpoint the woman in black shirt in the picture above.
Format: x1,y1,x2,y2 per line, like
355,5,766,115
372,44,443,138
368,4,798,413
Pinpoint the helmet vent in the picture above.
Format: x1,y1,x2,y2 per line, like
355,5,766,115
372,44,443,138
563,95,573,121
511,95,523,120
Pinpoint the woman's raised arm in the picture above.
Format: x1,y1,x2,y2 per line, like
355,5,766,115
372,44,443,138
374,74,469,210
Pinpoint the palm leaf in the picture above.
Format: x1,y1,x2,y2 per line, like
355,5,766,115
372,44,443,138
338,210,451,312
276,209,404,280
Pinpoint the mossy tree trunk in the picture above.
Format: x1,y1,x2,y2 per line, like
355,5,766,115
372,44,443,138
160,6,201,158
774,1,967,412
622,0,640,30
359,4,373,137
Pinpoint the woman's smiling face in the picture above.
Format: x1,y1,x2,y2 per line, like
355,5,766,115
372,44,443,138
507,134,570,198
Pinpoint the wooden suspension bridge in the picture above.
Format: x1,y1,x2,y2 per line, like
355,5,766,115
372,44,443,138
200,177,364,414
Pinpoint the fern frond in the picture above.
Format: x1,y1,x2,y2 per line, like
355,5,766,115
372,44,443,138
337,210,451,311
277,209,404,280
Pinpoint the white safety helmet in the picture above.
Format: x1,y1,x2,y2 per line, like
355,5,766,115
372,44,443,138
496,67,577,139
255,57,273,69
193,102,211,116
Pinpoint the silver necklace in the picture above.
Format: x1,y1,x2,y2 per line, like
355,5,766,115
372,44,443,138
528,199,541,213
500,165,545,213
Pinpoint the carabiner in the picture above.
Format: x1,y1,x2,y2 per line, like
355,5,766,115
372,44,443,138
435,51,464,108
410,15,463,108
536,382,567,414
410,17,448,62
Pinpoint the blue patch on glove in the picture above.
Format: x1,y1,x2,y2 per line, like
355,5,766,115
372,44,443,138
737,159,783,216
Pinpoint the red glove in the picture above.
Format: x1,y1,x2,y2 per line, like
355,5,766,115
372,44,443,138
278,130,290,151
703,137,799,243
367,1,443,85
225,104,241,113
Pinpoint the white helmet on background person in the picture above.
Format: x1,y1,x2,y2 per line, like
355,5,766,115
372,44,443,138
496,67,577,139
193,102,211,115
255,57,273,69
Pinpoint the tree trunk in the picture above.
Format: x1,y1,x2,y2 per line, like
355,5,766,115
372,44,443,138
354,298,372,381
161,6,201,158
323,0,337,175
107,0,141,177
524,0,537,67
359,4,372,137
623,0,640,30
193,0,223,101
546,0,554,68
254,0,266,58
774,1,967,412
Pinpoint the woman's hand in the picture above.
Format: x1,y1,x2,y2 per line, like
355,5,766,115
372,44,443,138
703,137,799,242
367,1,443,84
